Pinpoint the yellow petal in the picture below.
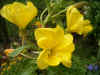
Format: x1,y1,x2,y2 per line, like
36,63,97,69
48,55,61,66
48,49,61,66
61,53,72,68
55,25,64,43
0,1,38,29
37,49,48,70
82,20,93,35
67,6,83,29
64,33,74,46
35,28,55,41
70,20,93,35
35,26,64,49
54,33,75,53
52,34,74,68
37,37,54,49
35,28,56,49
37,49,61,69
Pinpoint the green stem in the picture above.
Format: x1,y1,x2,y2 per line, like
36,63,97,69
20,53,35,60
74,1,88,8
45,0,50,12
51,8,67,18
43,7,67,26
19,29,26,46
43,12,53,26
40,8,48,25
22,34,25,45
51,1,88,18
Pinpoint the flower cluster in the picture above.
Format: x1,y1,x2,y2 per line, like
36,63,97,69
0,1,93,70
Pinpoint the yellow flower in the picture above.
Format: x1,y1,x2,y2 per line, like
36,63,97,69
0,1,38,29
35,26,75,69
66,6,93,36
4,49,14,56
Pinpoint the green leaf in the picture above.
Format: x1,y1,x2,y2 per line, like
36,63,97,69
20,59,37,75
87,71,93,75
9,45,32,57
21,63,37,75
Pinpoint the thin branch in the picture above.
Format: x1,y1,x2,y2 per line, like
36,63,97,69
20,53,36,60
40,8,48,25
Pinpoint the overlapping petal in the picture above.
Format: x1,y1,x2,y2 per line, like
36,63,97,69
37,49,48,69
0,1,38,29
54,33,75,53
61,53,72,68
37,49,61,69
53,34,75,68
67,6,83,28
35,26,64,49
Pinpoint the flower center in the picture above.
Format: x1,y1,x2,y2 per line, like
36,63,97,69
47,48,52,56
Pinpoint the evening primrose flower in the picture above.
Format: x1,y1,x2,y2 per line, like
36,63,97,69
0,1,38,29
4,49,14,56
35,26,75,69
66,5,93,36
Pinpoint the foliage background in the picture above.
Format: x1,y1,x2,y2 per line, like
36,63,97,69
0,0,100,75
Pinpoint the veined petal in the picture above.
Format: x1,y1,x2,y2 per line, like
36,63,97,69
0,4,15,24
81,20,93,35
48,50,61,66
67,6,83,29
69,20,93,35
37,37,54,49
35,26,64,49
37,49,61,69
0,1,38,29
54,33,75,53
35,28,57,49
51,34,74,68
55,25,64,43
37,49,48,70
64,33,74,45
61,53,72,68
48,55,61,66
35,28,55,40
